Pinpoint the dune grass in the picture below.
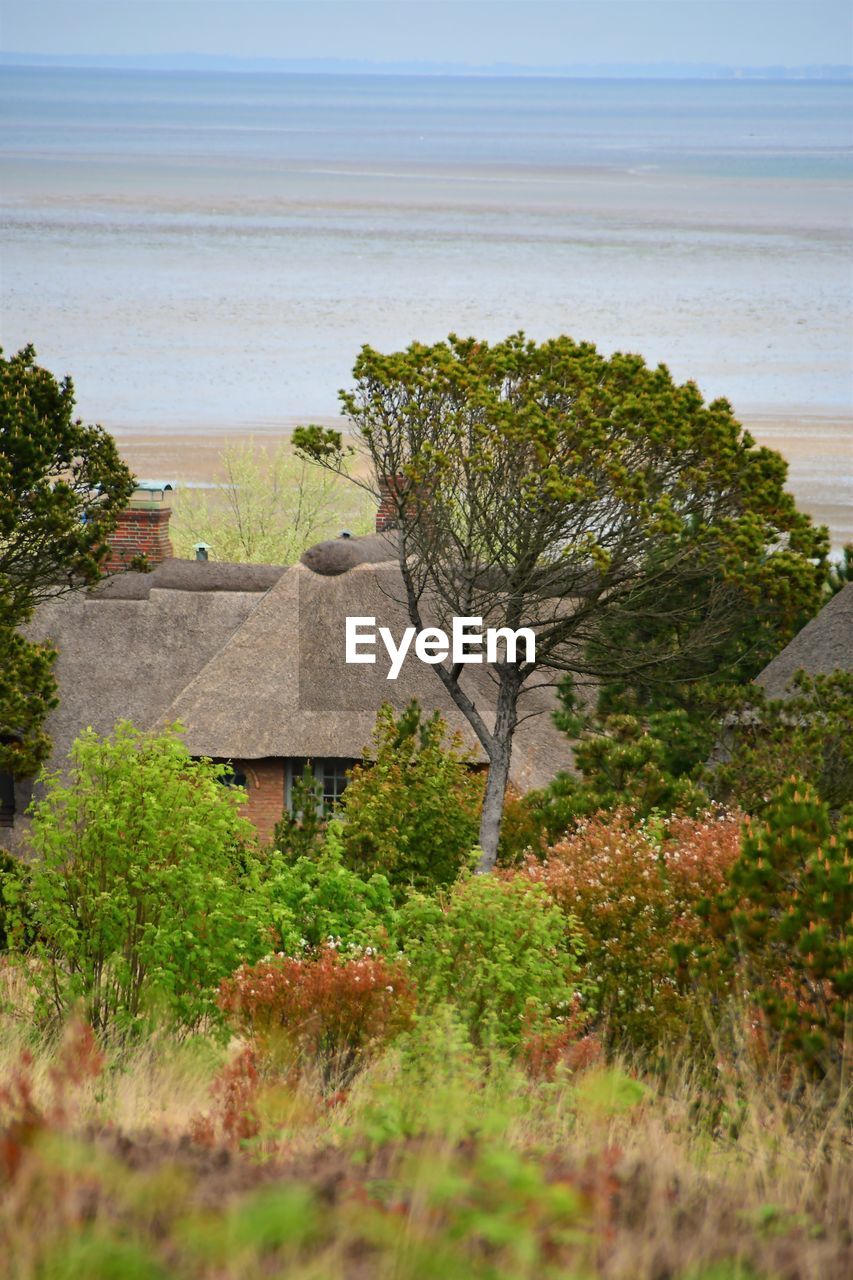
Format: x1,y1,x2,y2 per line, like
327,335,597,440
1,970,849,1280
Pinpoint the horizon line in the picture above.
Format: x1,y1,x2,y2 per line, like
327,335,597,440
2,51,852,80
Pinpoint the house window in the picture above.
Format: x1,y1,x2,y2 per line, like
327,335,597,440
0,770,14,828
285,758,356,815
218,763,248,789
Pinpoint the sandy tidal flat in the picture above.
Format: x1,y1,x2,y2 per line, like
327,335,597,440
117,410,852,553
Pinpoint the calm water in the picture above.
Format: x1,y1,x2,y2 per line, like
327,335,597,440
1,67,851,428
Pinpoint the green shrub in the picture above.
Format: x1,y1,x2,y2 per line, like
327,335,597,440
340,701,483,898
17,721,269,1037
397,873,588,1051
271,762,327,862
698,778,852,1075
0,850,30,952
260,826,398,953
708,671,853,815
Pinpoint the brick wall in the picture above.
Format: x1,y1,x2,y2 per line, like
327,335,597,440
104,508,173,571
376,474,409,532
239,758,286,844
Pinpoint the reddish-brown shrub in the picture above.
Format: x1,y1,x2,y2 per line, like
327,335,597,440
518,809,743,1054
520,997,604,1082
218,945,416,1087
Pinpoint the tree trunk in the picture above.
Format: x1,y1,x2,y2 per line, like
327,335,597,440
476,744,512,873
475,679,518,872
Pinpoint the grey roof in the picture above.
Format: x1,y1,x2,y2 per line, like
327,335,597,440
19,538,574,796
95,558,287,599
159,552,574,792
755,583,853,700
29,579,265,765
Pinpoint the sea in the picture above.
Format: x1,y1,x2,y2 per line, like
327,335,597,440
1,67,851,435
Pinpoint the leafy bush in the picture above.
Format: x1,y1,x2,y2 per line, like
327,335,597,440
500,697,710,862
219,945,416,1087
259,829,398,953
708,671,853,814
170,439,372,564
17,722,269,1037
0,850,35,952
521,810,742,1054
397,873,588,1051
698,778,852,1076
340,702,483,897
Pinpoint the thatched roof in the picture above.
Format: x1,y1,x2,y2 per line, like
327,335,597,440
28,577,270,765
94,558,287,599
160,550,573,791
755,584,853,700
17,539,574,800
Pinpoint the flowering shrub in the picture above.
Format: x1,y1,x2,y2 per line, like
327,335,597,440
519,997,604,1082
397,873,589,1051
520,809,742,1054
219,945,416,1087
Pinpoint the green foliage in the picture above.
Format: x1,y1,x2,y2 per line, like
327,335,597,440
699,778,852,1074
271,763,327,862
0,628,58,776
16,721,268,1037
397,873,588,1051
170,439,372,564
260,831,398,953
0,850,33,952
340,701,483,898
513,709,709,856
709,671,853,815
39,1234,168,1280
0,346,135,774
346,1007,523,1152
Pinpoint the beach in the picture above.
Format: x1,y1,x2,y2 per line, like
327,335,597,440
115,410,852,550
2,69,850,546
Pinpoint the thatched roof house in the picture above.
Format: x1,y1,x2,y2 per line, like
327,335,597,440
2,508,575,847
754,583,853,700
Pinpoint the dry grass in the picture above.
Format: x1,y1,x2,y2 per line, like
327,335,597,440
1,982,850,1280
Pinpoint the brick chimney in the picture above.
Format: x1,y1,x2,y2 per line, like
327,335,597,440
376,474,409,533
105,481,174,572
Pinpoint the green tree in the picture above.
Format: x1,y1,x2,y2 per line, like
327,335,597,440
698,778,852,1075
295,333,827,868
708,671,853,815
339,701,483,898
170,438,373,564
15,721,267,1037
0,346,135,774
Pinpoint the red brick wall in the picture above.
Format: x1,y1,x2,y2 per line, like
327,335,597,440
239,759,286,845
376,474,409,532
105,508,173,571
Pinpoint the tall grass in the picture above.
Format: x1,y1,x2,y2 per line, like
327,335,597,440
1,986,849,1280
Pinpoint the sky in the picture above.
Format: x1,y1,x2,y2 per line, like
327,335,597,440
1,1,851,69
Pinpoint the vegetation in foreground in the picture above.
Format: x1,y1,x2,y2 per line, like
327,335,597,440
0,981,849,1280
1,707,850,1279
